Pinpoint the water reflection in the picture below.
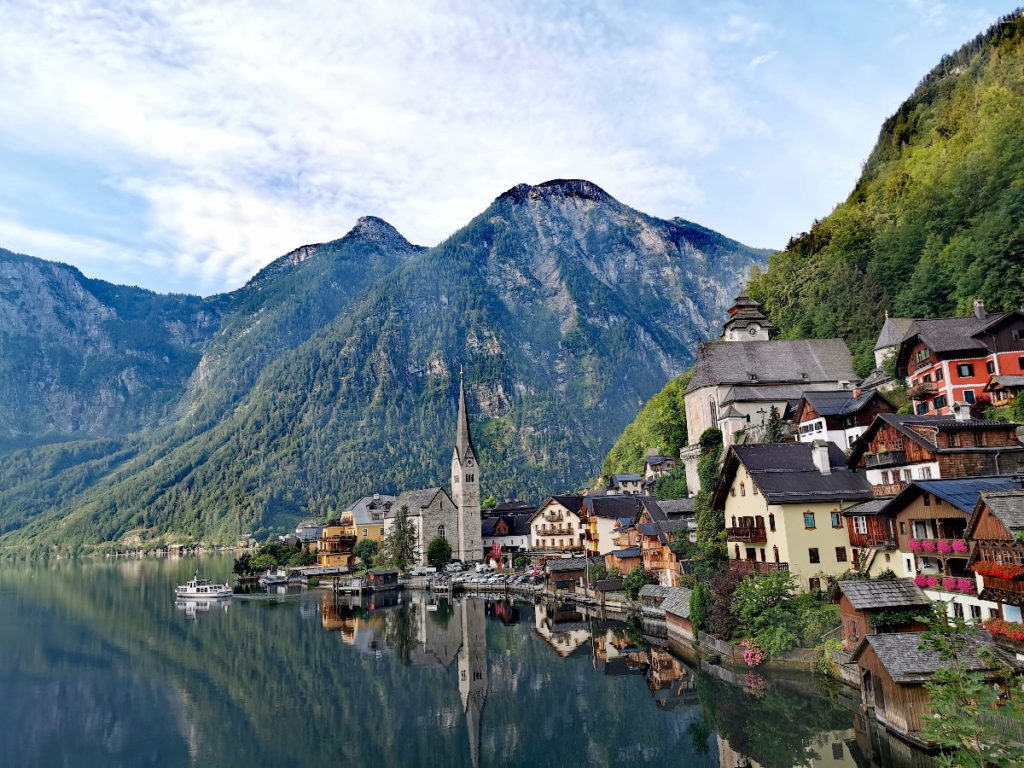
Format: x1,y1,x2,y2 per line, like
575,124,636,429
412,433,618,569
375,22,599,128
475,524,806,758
0,558,936,768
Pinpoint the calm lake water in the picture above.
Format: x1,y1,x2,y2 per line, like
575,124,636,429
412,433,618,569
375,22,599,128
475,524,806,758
0,556,934,768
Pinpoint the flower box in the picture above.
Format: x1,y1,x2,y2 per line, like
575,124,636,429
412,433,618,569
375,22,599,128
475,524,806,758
973,561,1024,580
984,618,1024,651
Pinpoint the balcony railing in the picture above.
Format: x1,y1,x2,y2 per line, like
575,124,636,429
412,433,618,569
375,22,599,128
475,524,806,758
864,451,907,469
533,545,584,553
908,538,969,556
728,560,789,575
980,576,1024,595
849,532,897,549
539,527,575,536
872,481,907,498
908,381,938,400
726,526,767,543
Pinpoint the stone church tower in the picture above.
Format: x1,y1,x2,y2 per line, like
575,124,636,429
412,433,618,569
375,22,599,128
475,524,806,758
451,372,484,562
458,598,487,768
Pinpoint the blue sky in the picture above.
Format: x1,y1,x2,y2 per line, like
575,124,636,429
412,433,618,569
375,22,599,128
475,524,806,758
0,1,1010,295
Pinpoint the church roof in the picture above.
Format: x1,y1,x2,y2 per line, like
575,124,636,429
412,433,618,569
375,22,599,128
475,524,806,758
688,338,856,393
390,487,453,516
873,316,915,351
454,375,475,463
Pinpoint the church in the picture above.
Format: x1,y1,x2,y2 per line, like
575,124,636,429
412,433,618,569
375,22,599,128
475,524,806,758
384,374,484,565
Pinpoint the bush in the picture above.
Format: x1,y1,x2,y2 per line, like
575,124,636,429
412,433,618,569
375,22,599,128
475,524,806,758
690,581,710,631
250,554,276,572
513,556,530,569
353,539,379,568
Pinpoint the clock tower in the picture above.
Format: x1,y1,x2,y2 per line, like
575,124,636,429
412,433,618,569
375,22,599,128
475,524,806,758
720,292,777,341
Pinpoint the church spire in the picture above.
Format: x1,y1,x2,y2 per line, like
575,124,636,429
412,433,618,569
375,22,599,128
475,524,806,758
455,368,475,463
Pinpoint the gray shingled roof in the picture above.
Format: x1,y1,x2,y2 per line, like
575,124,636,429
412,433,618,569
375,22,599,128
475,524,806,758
687,338,856,392
546,556,602,573
873,316,915,351
837,578,930,611
389,487,450,516
853,632,1000,683
720,384,818,404
661,587,693,619
987,375,1024,390
722,443,873,506
639,584,674,600
842,497,894,517
610,473,642,483
848,413,1023,461
584,495,644,520
979,489,1024,533
903,312,1009,355
802,389,890,417
610,547,641,559
346,494,396,525
658,498,695,517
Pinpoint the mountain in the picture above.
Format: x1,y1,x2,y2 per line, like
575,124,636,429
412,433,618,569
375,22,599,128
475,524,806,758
0,180,767,550
748,11,1024,375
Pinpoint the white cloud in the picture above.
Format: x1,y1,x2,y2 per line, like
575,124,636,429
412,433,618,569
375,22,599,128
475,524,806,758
748,51,778,68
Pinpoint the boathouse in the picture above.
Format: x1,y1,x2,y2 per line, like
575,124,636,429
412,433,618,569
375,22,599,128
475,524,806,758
662,586,695,642
834,578,929,650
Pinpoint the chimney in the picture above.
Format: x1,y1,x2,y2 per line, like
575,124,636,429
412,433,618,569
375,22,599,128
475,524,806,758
953,402,972,421
973,298,986,320
811,440,831,475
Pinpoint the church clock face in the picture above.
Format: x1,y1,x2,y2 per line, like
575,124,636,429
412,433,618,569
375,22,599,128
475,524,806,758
466,459,473,466
748,325,760,337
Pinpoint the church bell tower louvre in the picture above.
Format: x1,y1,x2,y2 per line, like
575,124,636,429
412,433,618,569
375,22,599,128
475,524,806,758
451,368,484,562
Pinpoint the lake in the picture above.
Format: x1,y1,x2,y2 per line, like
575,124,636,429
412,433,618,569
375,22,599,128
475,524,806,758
0,556,934,767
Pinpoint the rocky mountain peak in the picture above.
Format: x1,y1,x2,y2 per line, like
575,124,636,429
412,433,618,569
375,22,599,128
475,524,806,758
344,215,415,248
496,179,614,206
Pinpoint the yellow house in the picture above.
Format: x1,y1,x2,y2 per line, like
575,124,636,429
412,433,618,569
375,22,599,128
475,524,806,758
344,493,395,542
712,441,874,591
318,519,357,567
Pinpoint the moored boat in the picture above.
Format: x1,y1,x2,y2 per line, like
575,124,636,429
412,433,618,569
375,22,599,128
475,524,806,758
175,572,233,599
259,568,289,587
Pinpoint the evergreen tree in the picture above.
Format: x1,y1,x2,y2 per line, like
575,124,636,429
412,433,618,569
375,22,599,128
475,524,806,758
653,466,688,500
622,566,657,600
690,581,710,631
383,505,416,571
763,405,787,443
426,536,452,570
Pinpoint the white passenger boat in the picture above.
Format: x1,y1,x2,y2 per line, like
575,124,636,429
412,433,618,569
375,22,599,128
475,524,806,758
174,573,233,599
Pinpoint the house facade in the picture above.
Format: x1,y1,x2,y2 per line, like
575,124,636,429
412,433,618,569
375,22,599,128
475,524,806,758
793,389,894,451
317,520,357,567
481,513,532,558
713,442,873,591
530,496,586,553
967,489,1024,623
344,493,394,541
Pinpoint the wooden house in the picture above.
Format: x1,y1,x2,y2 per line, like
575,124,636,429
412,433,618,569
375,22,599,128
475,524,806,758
662,587,695,642
638,518,690,586
847,413,1024,496
604,547,642,573
834,579,930,650
794,388,895,451
966,488,1024,624
852,632,1015,744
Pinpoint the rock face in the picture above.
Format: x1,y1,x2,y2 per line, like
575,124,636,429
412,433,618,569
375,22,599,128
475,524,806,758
0,180,768,547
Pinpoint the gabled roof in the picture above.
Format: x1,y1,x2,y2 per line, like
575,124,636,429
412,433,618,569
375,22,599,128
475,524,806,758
390,487,452,516
880,476,1024,517
491,500,535,513
346,494,397,525
583,495,645,520
720,384,819,405
847,413,1023,466
610,473,642,483
842,497,894,517
972,489,1024,534
661,587,693,619
687,338,856,392
638,518,691,545
658,498,696,517
798,388,893,419
837,578,930,611
873,316,915,351
609,547,641,559
639,584,674,600
546,556,602,573
481,513,532,538
852,632,1004,683
902,312,1009,356
985,375,1024,392
638,497,668,521
530,495,585,522
713,442,873,508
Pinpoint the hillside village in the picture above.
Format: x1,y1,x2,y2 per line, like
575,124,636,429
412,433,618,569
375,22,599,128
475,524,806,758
261,290,1024,750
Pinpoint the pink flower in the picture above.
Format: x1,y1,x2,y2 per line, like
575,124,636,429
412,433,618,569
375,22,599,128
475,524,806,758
952,540,968,553
922,540,937,552
914,575,928,587
942,577,956,591
956,578,975,594
926,576,939,588
937,540,952,553
909,538,922,551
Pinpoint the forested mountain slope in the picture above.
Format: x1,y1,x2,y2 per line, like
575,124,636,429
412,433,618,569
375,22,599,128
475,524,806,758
0,180,766,549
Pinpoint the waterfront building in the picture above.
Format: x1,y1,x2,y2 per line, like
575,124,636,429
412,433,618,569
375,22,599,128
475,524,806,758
638,518,690,586
480,513,531,558
317,519,357,567
661,587,695,642
603,546,641,573
529,496,586,553
343,494,394,541
847,412,1024,494
833,579,929,651
895,301,1024,416
793,389,894,451
713,441,873,591
966,489,1024,623
581,494,652,555
681,292,857,491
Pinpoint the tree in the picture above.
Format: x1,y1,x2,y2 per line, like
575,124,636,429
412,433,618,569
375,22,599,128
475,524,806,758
690,581,710,631
481,495,498,511
426,536,452,570
513,556,530,569
919,603,1023,767
383,505,417,571
762,405,786,443
586,563,608,582
731,571,802,656
287,549,316,566
353,538,379,568
249,553,275,572
653,466,688,500
623,566,657,600
232,552,254,576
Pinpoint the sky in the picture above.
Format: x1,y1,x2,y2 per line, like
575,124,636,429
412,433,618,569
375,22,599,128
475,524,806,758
0,0,1011,295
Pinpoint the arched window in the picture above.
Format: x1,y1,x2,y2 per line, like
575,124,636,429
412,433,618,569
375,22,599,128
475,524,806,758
438,524,445,539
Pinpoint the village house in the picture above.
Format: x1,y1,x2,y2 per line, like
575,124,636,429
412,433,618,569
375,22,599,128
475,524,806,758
643,448,677,492
870,314,916,382
529,496,586,553
984,374,1024,407
480,513,532,558
604,546,642,573
847,411,1024,495
317,519,357,567
607,473,644,494
661,586,695,643
854,477,1023,621
581,494,654,555
713,441,874,591
343,494,394,541
294,519,323,549
833,579,930,651
896,301,1024,416
681,292,858,492
638,518,691,586
793,389,895,451
966,488,1024,623
852,632,1017,744
544,556,603,594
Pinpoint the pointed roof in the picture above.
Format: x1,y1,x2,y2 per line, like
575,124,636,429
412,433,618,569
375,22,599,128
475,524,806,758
455,373,476,463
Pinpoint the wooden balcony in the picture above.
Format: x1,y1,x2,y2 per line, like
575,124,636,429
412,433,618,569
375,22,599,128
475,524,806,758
908,381,938,400
726,526,767,543
982,576,1024,595
864,451,907,469
541,526,575,536
849,532,897,549
872,481,907,498
728,560,789,576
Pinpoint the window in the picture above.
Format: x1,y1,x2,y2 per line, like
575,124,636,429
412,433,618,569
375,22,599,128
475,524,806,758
933,395,947,409
438,524,445,539
809,577,822,592
809,547,820,564
768,514,776,532
923,493,931,506
363,528,368,537
731,516,737,527
740,483,746,497
923,373,932,383
1015,330,1024,341
986,360,996,375
953,602,964,619
804,512,816,529
759,549,766,562
922,467,933,479
752,484,759,496
957,362,974,378
964,390,976,404
880,470,890,484
916,402,929,415
833,744,844,761
465,474,474,483
734,544,741,559
902,469,912,482
831,511,842,528
989,607,1000,619
773,545,780,563
936,368,944,381
970,605,982,623
730,487,736,497
709,399,717,424
1019,356,1024,371
836,546,848,562
854,516,867,534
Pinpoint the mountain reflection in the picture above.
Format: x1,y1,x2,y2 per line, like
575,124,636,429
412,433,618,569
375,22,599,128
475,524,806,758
0,558,935,768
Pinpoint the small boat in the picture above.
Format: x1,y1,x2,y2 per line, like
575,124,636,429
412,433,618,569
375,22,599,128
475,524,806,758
259,568,289,587
175,572,232,599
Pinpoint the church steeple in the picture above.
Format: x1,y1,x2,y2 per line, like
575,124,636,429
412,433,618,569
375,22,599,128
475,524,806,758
454,367,476,464
451,367,483,562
